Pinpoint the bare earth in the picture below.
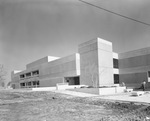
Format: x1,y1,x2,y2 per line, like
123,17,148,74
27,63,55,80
0,89,150,121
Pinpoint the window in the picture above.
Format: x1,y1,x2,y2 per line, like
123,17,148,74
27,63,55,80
37,81,39,85
33,81,36,85
20,74,25,79
20,83,25,88
148,71,150,82
113,59,119,68
32,70,39,76
148,71,150,77
32,81,39,87
28,82,31,86
26,72,31,77
114,74,119,84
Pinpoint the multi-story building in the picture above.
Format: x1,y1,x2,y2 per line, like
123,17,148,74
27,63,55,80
11,37,150,89
11,54,80,88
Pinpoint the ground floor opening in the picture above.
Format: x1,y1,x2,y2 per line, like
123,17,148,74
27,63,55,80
64,76,80,85
20,81,40,88
114,74,119,84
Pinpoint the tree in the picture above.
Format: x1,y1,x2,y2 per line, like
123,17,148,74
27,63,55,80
0,64,7,87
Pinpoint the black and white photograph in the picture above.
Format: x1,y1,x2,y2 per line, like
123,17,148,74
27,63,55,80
0,0,150,120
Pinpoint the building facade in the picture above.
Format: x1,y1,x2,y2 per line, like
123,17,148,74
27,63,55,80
11,37,149,89
11,54,80,88
119,47,150,88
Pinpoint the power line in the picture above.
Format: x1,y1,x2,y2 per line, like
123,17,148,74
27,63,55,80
78,0,150,26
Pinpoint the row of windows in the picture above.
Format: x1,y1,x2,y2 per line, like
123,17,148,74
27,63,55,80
114,71,150,84
20,81,39,88
20,70,39,79
19,59,117,79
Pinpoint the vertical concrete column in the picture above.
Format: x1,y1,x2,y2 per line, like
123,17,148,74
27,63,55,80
78,38,113,87
97,38,113,86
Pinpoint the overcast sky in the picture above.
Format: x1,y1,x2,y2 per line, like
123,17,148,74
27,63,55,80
1,0,150,83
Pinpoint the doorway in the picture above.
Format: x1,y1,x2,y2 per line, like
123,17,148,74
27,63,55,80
114,74,119,84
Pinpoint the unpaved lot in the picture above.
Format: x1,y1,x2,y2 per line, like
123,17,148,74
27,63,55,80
0,89,150,121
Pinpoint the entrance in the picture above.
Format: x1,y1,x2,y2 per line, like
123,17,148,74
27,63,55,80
65,76,80,85
114,74,119,84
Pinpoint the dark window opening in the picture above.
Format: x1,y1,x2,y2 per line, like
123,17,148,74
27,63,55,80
26,72,31,77
20,81,39,88
113,59,119,68
36,81,39,85
114,74,119,84
32,70,39,76
32,81,39,86
74,77,80,85
20,83,25,86
20,74,25,79
65,76,80,85
33,81,36,85
148,71,150,77
28,82,31,86
20,83,25,88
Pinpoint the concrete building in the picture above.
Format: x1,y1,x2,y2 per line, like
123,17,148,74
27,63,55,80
11,54,80,88
11,37,150,89
78,38,118,87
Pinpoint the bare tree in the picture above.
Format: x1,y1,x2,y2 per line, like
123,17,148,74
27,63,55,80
0,64,7,87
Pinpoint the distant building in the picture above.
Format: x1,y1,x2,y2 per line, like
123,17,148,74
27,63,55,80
11,38,150,89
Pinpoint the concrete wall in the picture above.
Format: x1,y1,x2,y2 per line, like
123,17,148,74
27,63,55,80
119,72,147,88
79,50,99,86
40,77,63,87
119,47,150,59
79,38,113,87
113,52,118,59
119,54,150,69
72,88,99,95
119,47,150,88
11,82,20,89
97,38,113,86
26,56,59,69
79,39,99,87
40,53,80,78
11,71,21,83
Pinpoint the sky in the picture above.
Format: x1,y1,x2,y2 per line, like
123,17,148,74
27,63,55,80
1,0,150,84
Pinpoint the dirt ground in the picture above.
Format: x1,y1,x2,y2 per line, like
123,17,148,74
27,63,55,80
0,89,150,121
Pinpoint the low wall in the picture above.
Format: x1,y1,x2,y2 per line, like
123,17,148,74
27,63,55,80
56,83,69,90
99,86,126,95
69,88,99,95
116,86,126,93
32,87,56,91
56,84,87,90
99,87,115,95
69,86,126,95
